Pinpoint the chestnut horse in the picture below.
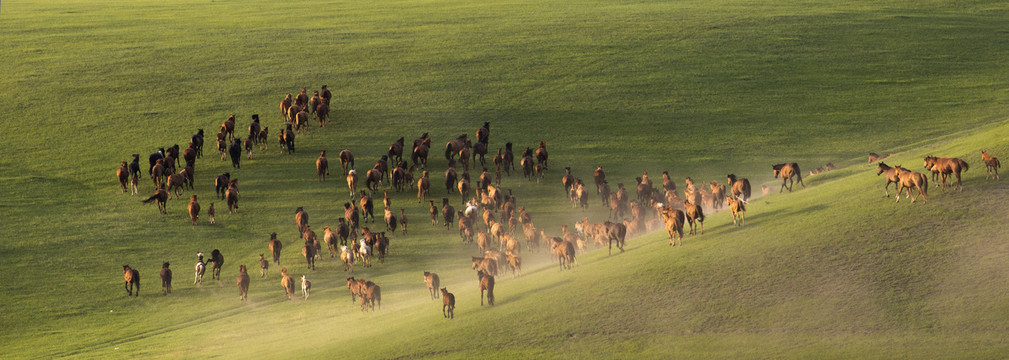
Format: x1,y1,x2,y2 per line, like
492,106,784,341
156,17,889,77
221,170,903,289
894,165,928,203
923,155,968,192
876,162,902,197
441,288,455,319
726,174,751,202
123,265,140,297
982,150,1001,180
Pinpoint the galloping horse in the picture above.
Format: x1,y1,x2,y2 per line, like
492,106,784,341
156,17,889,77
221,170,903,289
894,165,928,203
982,150,1001,180
772,163,804,192
923,155,968,192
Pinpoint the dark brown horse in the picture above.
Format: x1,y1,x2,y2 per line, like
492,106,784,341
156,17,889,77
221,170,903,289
604,221,626,255
682,200,704,235
478,270,495,306
772,163,805,192
209,249,224,280
123,265,140,297
924,155,969,191
269,232,282,264
141,185,169,214
535,141,549,170
441,288,455,319
388,137,405,163
215,173,230,200
160,262,172,295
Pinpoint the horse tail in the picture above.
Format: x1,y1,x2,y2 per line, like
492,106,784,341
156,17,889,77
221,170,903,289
141,194,159,204
962,160,970,172
795,167,804,186
996,158,1002,169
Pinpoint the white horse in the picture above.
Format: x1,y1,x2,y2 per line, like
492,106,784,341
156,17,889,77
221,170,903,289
194,252,206,285
301,275,311,300
358,238,371,267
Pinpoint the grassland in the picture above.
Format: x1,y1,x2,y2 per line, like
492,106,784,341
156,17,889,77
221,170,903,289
2,0,1009,358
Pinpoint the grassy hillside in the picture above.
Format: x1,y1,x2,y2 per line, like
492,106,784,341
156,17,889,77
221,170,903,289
2,0,1009,358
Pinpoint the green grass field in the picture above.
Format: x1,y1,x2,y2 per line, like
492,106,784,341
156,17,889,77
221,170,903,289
3,0,1009,358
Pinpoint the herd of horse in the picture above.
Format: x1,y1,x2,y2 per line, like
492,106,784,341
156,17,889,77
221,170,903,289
117,87,998,320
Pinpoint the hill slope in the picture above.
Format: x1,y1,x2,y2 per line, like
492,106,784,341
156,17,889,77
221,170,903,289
1,0,1009,358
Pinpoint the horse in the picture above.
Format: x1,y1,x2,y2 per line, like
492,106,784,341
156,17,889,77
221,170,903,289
148,148,165,176
535,141,548,170
345,202,361,233
442,198,456,230
209,249,224,280
188,195,200,225
417,170,430,203
294,207,309,234
683,200,704,235
360,191,375,223
282,124,296,154
315,150,329,182
505,251,522,278
340,245,354,273
166,172,186,199
221,114,236,142
412,138,431,168
160,262,172,295
315,102,329,127
194,252,206,285
259,254,269,278
322,226,338,258
346,277,363,303
225,179,239,214
660,206,685,246
445,134,468,160
215,173,231,200
122,265,140,297
228,138,242,168
424,271,440,300
726,174,752,202
550,237,575,270
875,162,905,198
302,239,317,271
280,94,292,120
503,142,516,174
894,165,928,203
361,282,381,312
982,150,1001,180
243,138,254,159
269,232,282,264
365,168,382,192
471,256,499,277
441,288,455,319
924,155,969,191
604,221,627,255
237,265,250,301
116,161,129,192
772,163,805,192
301,275,312,300
727,197,746,226
384,207,398,234
257,127,269,150
388,137,405,163
709,181,726,210
400,209,409,236
141,185,169,214
280,267,295,300
346,169,358,198
478,270,495,306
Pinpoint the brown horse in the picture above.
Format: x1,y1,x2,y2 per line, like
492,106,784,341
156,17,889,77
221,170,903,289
982,150,1001,180
315,102,329,127
924,155,969,191
478,270,495,306
269,232,282,264
141,185,169,214
417,171,430,203
123,265,140,297
225,179,239,214
727,197,745,226
604,221,627,255
550,237,576,270
365,168,382,192
772,163,805,192
346,169,358,198
302,239,317,271
116,161,129,192
280,267,295,300
209,249,224,280
316,150,329,182
215,173,230,200
160,262,172,295
535,141,549,170
361,282,381,312
221,114,236,142
295,207,309,234
388,137,405,163
441,288,455,319
894,166,928,203
471,256,499,277
412,138,431,169
876,162,903,198
259,254,269,278
280,94,292,119
726,174,751,202
237,264,250,301
709,181,726,210
660,206,685,246
683,200,704,235
424,271,440,300
188,195,200,225
166,172,186,199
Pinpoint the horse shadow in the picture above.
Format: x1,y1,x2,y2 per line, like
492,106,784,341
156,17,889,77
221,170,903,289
746,203,829,226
